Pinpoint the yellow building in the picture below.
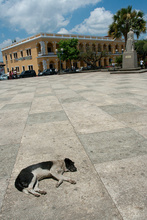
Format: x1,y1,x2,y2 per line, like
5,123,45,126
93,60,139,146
2,33,125,74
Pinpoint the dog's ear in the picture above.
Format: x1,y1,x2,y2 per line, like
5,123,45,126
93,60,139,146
64,158,72,164
64,158,77,172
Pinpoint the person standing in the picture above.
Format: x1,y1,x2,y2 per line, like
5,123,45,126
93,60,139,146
140,59,144,69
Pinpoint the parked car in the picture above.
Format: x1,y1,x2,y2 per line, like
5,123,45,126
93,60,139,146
18,70,36,78
0,74,8,80
38,69,57,76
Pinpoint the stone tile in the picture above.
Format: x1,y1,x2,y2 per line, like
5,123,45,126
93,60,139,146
0,109,28,145
99,103,144,115
1,102,31,110
27,111,68,124
76,89,95,94
0,144,20,177
63,101,126,134
30,96,62,114
78,127,147,164
61,96,85,103
95,155,147,220
109,92,139,98
10,93,34,103
1,136,122,220
132,125,147,139
34,93,53,97
0,144,19,212
1,72,147,220
0,97,13,102
113,111,147,127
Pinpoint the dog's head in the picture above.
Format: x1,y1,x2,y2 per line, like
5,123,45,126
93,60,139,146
64,158,77,172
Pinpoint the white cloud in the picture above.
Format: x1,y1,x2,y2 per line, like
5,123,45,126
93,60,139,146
58,28,69,34
71,7,113,35
0,0,102,34
0,39,11,61
0,37,22,61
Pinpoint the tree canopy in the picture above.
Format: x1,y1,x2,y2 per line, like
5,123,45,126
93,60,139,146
135,39,147,59
79,50,108,69
57,39,79,67
108,5,146,45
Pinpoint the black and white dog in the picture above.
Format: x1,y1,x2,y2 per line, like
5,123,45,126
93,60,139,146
15,158,77,197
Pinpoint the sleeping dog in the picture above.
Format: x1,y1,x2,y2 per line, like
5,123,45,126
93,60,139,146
15,158,77,197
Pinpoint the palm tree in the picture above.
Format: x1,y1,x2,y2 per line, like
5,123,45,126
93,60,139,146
108,5,146,46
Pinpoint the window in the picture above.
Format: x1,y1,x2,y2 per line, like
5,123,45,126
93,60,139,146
22,66,25,71
7,68,9,72
15,67,19,73
28,65,33,70
26,49,31,56
10,54,12,60
20,51,23,57
48,47,52,53
5,54,7,61
13,52,18,59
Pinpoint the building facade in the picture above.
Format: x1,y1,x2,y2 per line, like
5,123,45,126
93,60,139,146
2,33,125,74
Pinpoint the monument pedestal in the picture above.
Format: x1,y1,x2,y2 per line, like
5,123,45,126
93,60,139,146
122,51,138,69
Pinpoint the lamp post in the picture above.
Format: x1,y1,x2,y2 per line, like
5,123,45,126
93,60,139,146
56,48,63,74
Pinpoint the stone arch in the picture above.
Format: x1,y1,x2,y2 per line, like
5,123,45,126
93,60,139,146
80,60,84,67
36,42,41,54
38,61,43,72
92,44,96,52
121,45,124,53
98,44,101,52
115,44,119,53
108,44,112,52
86,43,90,52
79,43,84,52
49,61,55,69
104,58,107,67
47,42,53,53
103,44,107,51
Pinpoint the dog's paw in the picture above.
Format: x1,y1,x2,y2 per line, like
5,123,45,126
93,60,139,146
56,183,60,188
70,179,76,184
34,193,40,197
37,190,47,195
41,191,47,195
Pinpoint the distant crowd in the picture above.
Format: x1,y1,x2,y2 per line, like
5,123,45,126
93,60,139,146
7,69,18,79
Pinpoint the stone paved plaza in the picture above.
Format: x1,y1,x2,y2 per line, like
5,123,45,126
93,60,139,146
0,71,147,220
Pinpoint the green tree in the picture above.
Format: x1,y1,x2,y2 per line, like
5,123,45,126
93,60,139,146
115,55,122,67
108,5,146,46
79,49,108,69
57,39,79,68
135,39,147,59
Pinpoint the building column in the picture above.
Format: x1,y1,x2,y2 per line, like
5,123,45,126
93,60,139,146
40,41,46,55
53,42,56,53
42,60,47,70
62,61,66,69
55,58,58,71
77,61,80,68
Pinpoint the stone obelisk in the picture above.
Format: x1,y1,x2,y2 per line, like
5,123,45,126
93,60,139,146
122,28,138,69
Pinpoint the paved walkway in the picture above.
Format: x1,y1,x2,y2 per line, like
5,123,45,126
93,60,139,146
0,72,147,220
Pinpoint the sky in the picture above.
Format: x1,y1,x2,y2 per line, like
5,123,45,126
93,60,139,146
0,0,147,61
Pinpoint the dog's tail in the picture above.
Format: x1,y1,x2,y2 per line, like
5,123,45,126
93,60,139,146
15,171,33,192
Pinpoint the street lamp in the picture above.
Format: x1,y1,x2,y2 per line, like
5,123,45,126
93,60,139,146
56,48,63,74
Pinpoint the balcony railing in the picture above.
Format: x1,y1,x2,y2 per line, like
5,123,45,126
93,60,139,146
37,52,56,57
15,55,32,61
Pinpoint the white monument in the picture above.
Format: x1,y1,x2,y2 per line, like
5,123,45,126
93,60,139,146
122,28,138,69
